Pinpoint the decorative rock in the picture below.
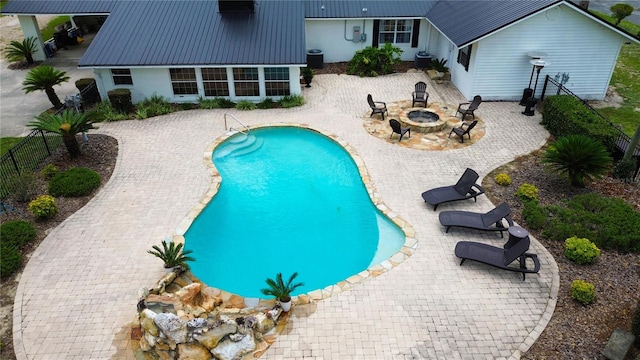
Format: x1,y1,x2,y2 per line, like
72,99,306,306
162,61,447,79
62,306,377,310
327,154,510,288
176,283,202,305
177,343,212,360
154,313,188,344
143,331,157,348
140,309,159,336
187,318,208,331
193,320,237,349
254,313,275,334
211,333,256,360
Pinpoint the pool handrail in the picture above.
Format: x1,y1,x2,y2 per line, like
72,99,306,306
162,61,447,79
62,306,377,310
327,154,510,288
224,113,250,135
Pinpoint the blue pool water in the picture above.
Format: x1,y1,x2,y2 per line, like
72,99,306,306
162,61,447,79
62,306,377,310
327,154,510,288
184,127,405,298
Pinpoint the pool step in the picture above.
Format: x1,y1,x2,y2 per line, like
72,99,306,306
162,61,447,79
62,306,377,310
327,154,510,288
214,134,263,159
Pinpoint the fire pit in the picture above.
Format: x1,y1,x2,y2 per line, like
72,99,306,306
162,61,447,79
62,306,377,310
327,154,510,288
400,108,447,133
407,110,440,123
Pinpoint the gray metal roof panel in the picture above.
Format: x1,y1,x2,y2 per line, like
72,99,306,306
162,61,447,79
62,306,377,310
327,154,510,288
1,0,116,14
79,0,306,67
426,0,561,47
305,0,437,18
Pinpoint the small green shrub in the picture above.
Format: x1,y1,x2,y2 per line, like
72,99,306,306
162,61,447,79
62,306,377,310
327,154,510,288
198,97,220,109
0,244,23,279
147,240,195,269
347,43,403,77
107,88,133,113
430,58,449,72
612,158,637,183
278,95,305,108
632,299,640,347
564,236,601,264
516,183,539,202
494,173,512,186
570,279,595,305
41,164,58,180
48,167,101,197
542,135,612,187
28,194,58,220
214,97,236,109
522,200,546,230
6,171,37,203
236,100,256,111
136,94,173,119
135,108,149,119
91,100,130,122
257,98,274,109
0,220,36,248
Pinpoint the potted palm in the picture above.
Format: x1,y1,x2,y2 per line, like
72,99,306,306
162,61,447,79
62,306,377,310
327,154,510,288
261,272,304,312
302,67,314,88
147,239,195,271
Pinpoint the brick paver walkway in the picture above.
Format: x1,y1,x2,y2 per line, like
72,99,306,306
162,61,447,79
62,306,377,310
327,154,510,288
13,72,558,360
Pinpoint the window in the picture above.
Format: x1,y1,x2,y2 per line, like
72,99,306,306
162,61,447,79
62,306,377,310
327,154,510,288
169,68,198,95
112,69,133,85
232,68,259,96
457,44,472,72
379,20,412,44
202,68,229,97
264,68,290,96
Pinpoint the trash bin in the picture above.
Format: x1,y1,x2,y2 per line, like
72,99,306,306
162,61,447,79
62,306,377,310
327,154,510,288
414,51,432,69
306,49,324,69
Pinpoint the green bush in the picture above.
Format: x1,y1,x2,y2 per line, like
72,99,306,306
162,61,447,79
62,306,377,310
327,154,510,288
215,97,236,109
107,88,133,113
91,100,130,122
6,171,37,203
542,135,611,187
257,98,274,109
136,94,173,119
28,194,58,220
541,95,618,153
198,97,236,109
0,244,23,279
347,43,403,77
278,95,305,108
48,167,101,197
494,173,512,186
236,100,256,111
522,200,546,230
632,300,640,347
178,103,195,111
570,279,595,305
516,183,539,202
429,58,449,72
612,158,637,183
564,236,601,264
0,220,36,248
41,164,58,180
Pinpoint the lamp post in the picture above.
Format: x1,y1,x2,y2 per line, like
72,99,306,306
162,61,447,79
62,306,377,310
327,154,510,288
519,51,548,105
522,59,550,116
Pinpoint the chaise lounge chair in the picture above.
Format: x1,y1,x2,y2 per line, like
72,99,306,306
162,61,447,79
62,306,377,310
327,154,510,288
439,202,514,238
421,168,485,211
454,227,541,280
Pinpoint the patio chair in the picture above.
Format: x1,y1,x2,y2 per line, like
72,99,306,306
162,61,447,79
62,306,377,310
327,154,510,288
449,120,478,143
439,202,514,238
455,95,482,120
412,81,429,107
367,94,388,120
421,168,485,210
454,227,541,280
389,119,411,142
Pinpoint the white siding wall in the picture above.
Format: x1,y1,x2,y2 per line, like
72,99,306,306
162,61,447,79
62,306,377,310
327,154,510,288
466,4,625,101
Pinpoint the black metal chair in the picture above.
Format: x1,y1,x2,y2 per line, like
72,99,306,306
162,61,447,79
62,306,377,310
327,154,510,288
449,120,478,143
389,119,411,142
412,81,429,107
455,95,482,120
367,94,388,120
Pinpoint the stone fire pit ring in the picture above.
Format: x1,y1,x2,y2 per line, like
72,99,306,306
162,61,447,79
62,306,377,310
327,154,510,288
398,108,447,133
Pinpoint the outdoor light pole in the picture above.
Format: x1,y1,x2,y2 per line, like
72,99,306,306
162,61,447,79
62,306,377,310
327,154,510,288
520,51,548,106
522,59,550,116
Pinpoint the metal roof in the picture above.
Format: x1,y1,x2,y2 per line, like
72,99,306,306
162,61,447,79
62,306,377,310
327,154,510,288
304,0,436,18
1,0,116,14
78,1,306,67
426,0,561,47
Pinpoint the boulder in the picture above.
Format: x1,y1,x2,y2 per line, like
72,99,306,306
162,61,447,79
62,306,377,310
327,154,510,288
210,333,256,360
154,313,188,344
177,342,212,360
176,283,202,305
193,319,237,349
140,309,159,336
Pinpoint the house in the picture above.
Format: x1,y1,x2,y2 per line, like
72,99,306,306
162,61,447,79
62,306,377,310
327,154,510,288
3,0,638,103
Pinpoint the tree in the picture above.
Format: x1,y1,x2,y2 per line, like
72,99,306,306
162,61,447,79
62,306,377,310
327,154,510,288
3,37,38,64
22,65,70,109
542,134,612,187
610,3,634,25
28,110,97,158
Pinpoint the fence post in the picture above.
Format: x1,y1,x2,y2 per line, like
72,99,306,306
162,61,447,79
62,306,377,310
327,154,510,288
540,75,549,101
40,129,52,156
8,149,20,174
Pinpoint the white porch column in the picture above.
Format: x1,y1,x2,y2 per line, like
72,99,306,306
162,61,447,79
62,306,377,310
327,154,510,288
18,15,46,61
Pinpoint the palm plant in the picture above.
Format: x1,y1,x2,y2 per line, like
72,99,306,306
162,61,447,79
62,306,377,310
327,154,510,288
22,65,70,108
4,37,38,64
261,272,304,302
542,134,612,187
147,241,195,269
28,110,97,158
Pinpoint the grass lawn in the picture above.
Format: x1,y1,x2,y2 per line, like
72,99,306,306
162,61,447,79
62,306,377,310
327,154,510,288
0,137,23,155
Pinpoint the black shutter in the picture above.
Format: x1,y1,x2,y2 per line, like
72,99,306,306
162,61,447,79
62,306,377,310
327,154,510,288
372,20,380,48
411,19,420,48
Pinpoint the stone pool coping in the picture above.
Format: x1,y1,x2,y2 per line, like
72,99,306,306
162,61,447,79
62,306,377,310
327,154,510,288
171,123,417,308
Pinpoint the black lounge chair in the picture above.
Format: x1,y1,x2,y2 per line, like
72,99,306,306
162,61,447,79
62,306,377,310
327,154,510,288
412,81,429,107
367,94,388,120
421,168,485,211
455,95,482,120
439,202,514,238
454,227,541,280
449,120,478,143
389,119,411,142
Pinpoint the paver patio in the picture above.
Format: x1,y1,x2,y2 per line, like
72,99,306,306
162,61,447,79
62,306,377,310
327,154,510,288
12,71,558,360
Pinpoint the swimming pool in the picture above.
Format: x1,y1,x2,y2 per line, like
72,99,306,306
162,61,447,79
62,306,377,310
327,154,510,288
183,126,409,298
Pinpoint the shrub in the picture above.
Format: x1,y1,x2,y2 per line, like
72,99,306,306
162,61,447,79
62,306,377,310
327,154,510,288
28,195,58,220
347,43,403,77
48,167,101,197
522,200,546,230
564,236,600,264
542,135,612,187
494,173,511,186
91,100,130,122
612,158,636,183
0,244,23,279
257,98,274,109
136,94,173,119
278,95,305,108
0,220,36,248
632,300,640,347
236,100,256,111
198,97,220,109
430,58,449,72
75,78,100,106
6,171,37,203
147,240,195,269
215,97,236,109
41,164,58,180
107,88,133,113
570,279,595,305
3,37,38,64
516,183,538,202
